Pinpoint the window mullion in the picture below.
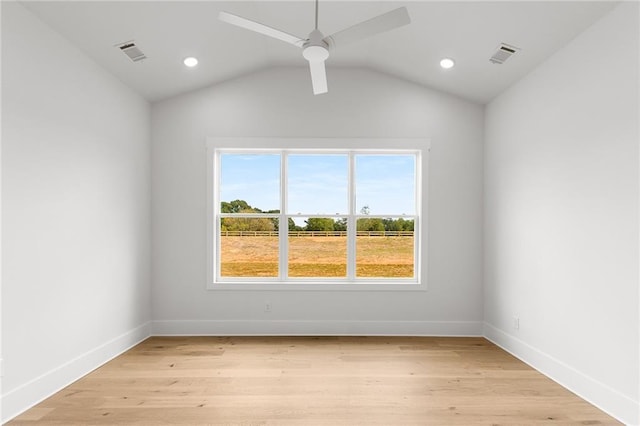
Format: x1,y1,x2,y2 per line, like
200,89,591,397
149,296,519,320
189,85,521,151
280,151,288,281
347,151,356,280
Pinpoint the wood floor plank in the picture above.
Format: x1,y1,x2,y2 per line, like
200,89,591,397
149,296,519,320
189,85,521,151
8,336,620,425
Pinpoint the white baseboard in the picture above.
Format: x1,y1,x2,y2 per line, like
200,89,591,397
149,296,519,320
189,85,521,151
152,319,484,337
483,322,639,426
1,321,152,424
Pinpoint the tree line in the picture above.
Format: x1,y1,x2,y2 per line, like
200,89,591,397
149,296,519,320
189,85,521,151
221,200,414,232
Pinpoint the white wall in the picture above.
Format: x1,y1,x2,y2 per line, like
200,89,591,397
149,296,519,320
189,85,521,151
0,2,3,421
151,67,484,335
1,3,152,422
484,2,639,424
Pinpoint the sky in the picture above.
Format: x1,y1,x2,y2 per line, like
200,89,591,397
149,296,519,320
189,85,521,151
220,153,416,216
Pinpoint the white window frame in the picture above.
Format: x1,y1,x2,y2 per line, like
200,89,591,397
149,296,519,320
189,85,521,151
206,138,429,291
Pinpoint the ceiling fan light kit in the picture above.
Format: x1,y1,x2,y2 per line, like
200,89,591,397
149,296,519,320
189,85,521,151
302,30,329,62
219,1,411,95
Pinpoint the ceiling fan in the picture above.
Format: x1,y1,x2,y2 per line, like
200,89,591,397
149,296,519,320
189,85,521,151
219,1,410,95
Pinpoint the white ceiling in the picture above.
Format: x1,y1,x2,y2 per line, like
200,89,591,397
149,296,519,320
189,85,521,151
21,1,618,104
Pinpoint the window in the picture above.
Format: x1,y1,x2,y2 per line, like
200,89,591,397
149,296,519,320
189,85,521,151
207,139,427,290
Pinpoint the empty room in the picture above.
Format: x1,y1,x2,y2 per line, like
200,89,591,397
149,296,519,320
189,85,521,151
1,0,638,424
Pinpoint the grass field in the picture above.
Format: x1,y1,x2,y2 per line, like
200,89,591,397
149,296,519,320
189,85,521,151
220,236,414,278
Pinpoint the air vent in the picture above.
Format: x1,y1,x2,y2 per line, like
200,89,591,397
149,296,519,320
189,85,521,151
490,43,520,64
116,41,147,62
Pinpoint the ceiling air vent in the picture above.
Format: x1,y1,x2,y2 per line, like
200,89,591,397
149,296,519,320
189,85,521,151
116,41,147,62
490,43,520,64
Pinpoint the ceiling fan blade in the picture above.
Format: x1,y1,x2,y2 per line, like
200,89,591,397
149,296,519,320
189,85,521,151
323,7,410,49
309,60,328,95
219,11,306,48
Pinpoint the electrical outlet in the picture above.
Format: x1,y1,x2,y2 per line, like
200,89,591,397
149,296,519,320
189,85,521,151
513,317,520,330
265,302,272,313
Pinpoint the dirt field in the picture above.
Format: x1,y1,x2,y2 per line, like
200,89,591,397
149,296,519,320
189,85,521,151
220,236,414,278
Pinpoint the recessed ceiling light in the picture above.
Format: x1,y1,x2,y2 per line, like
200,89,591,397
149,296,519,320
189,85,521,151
183,57,198,67
440,58,455,69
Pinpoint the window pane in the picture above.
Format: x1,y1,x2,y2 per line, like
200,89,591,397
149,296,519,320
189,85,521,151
219,218,279,277
355,155,415,215
288,154,348,215
356,218,414,278
288,217,347,278
220,154,280,213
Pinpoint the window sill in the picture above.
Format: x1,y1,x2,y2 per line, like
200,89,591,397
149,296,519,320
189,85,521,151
207,281,426,292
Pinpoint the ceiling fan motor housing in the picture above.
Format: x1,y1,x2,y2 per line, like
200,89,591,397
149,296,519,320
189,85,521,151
303,29,329,62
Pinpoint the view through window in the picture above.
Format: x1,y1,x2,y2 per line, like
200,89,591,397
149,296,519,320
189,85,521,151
215,149,420,283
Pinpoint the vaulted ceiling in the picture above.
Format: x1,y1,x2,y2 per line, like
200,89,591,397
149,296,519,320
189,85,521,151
21,1,618,103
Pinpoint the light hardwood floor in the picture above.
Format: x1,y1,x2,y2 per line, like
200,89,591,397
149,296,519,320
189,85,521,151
8,336,620,425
